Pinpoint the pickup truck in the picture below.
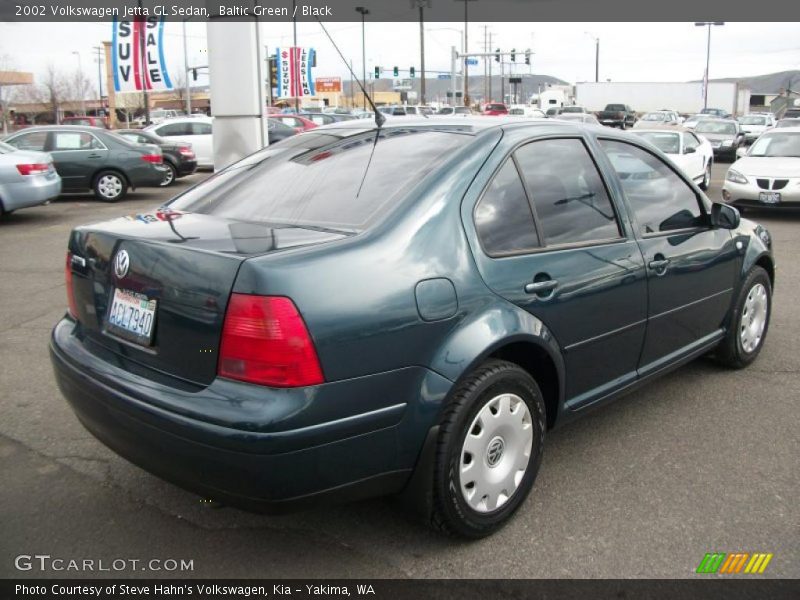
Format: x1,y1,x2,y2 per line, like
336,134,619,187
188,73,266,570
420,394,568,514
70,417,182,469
597,104,637,129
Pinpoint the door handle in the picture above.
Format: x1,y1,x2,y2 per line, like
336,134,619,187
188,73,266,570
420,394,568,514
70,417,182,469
524,279,559,295
648,258,670,272
87,154,102,159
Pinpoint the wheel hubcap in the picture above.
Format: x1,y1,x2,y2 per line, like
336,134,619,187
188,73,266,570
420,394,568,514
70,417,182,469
161,167,174,186
98,175,122,198
460,393,533,513
740,283,768,353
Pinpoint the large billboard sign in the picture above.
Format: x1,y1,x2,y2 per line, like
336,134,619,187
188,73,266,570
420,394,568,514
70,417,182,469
112,17,173,92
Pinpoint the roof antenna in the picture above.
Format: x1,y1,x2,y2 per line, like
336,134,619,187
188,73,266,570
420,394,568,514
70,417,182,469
315,17,386,129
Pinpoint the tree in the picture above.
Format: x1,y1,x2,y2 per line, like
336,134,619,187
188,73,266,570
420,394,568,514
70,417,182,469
116,92,144,128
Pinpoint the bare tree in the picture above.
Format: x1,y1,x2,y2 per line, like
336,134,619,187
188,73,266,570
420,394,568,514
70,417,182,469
116,92,144,128
38,64,69,123
64,68,94,115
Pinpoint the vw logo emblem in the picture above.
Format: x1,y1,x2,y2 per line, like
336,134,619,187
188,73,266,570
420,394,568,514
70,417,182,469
114,250,130,279
486,437,505,468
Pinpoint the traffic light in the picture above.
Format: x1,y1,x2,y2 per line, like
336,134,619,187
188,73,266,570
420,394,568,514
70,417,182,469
374,66,381,79
510,49,516,62
525,49,531,65
410,66,415,78
192,68,198,81
393,66,399,76
495,48,500,63
269,58,278,88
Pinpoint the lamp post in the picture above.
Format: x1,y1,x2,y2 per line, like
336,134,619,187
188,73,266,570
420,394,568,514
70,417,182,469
695,21,724,110
454,0,477,107
584,32,599,83
412,1,430,105
355,6,369,110
72,51,86,116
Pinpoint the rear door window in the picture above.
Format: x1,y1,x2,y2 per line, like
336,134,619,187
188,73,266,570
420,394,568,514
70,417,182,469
474,159,541,256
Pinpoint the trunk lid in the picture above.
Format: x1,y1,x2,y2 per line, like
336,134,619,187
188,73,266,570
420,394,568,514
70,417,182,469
67,210,349,386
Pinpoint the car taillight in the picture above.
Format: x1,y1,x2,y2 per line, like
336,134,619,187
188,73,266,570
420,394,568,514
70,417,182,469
16,163,50,175
65,252,79,319
218,294,324,388
178,146,195,158
141,154,163,164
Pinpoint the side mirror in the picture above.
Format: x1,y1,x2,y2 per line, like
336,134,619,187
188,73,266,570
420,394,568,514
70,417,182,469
736,146,747,159
684,146,696,154
711,202,740,230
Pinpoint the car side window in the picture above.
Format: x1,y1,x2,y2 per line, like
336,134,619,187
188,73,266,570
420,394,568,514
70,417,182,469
683,133,699,151
7,131,48,151
599,139,706,235
514,138,622,246
156,123,190,136
190,122,212,135
474,159,541,256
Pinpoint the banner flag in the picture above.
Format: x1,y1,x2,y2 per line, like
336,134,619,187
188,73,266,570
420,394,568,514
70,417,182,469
112,17,173,92
276,47,316,98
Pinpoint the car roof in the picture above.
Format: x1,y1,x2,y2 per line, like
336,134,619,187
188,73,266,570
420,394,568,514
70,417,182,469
631,126,692,134
6,124,109,133
762,126,800,133
310,116,618,138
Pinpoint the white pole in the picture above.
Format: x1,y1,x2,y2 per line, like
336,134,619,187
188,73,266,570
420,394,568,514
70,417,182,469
183,20,192,114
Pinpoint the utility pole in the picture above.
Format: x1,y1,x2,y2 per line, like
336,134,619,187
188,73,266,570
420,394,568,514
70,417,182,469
418,3,426,105
356,7,369,110
137,0,149,125
488,32,493,101
93,46,104,103
182,20,191,114
292,0,299,112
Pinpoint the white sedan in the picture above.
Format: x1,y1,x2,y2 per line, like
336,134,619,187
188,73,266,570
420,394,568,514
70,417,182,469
630,127,714,190
722,127,800,211
145,117,213,169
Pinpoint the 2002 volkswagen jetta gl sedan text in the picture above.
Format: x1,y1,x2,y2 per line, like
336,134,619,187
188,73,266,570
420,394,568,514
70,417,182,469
50,118,775,538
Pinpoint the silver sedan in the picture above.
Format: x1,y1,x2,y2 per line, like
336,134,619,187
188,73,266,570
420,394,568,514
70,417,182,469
0,141,62,218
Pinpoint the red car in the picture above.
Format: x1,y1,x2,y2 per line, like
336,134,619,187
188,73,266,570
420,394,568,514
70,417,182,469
483,103,509,116
61,116,109,129
267,115,318,133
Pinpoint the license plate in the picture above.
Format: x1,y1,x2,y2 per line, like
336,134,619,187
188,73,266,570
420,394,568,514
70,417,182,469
759,192,781,204
106,288,157,346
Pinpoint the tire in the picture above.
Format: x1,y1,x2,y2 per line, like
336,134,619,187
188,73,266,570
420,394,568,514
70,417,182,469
699,162,711,191
620,121,627,130
431,359,546,538
93,171,128,202
715,266,771,369
160,161,177,187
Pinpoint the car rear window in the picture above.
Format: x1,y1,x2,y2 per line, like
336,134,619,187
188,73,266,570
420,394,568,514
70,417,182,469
167,129,471,231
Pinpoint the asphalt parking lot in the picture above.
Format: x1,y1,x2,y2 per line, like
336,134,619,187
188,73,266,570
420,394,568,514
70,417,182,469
1,163,798,579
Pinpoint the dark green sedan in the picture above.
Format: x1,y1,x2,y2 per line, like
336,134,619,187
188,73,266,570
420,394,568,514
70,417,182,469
4,125,168,202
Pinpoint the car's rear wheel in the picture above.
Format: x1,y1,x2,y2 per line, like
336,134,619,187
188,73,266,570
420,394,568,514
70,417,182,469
93,171,128,202
431,359,546,538
699,162,712,190
715,266,771,368
160,161,177,187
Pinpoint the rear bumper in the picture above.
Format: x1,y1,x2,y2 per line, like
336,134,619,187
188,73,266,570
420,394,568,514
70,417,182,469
49,318,450,511
0,175,61,211
176,159,197,177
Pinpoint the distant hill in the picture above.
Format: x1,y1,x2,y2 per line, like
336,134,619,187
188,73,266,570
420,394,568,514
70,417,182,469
356,73,569,102
696,70,800,94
